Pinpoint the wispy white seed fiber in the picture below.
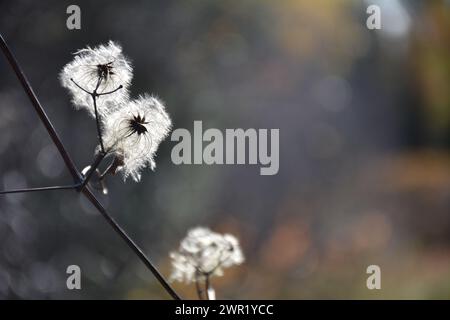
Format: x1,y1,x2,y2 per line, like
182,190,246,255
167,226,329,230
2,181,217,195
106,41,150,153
60,41,132,117
170,227,244,284
102,94,172,182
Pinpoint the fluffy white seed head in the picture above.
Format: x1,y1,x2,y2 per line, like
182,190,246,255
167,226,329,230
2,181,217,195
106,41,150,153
102,94,172,182
60,41,133,117
170,227,244,284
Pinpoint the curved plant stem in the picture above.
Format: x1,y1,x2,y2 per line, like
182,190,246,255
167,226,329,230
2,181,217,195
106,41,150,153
97,85,122,96
0,33,181,300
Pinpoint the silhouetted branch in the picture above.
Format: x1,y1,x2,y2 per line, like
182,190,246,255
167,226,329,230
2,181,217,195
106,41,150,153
0,33,181,300
82,187,180,299
91,93,105,153
0,183,81,195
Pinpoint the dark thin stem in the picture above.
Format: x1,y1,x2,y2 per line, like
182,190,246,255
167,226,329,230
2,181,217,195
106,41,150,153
92,93,105,154
70,78,90,94
94,76,102,92
0,33,181,300
0,183,81,195
82,187,180,300
80,152,106,189
96,85,123,96
70,77,106,154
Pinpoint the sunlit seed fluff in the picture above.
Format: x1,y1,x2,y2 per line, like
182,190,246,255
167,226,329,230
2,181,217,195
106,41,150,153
59,41,133,117
102,94,172,182
169,227,244,284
